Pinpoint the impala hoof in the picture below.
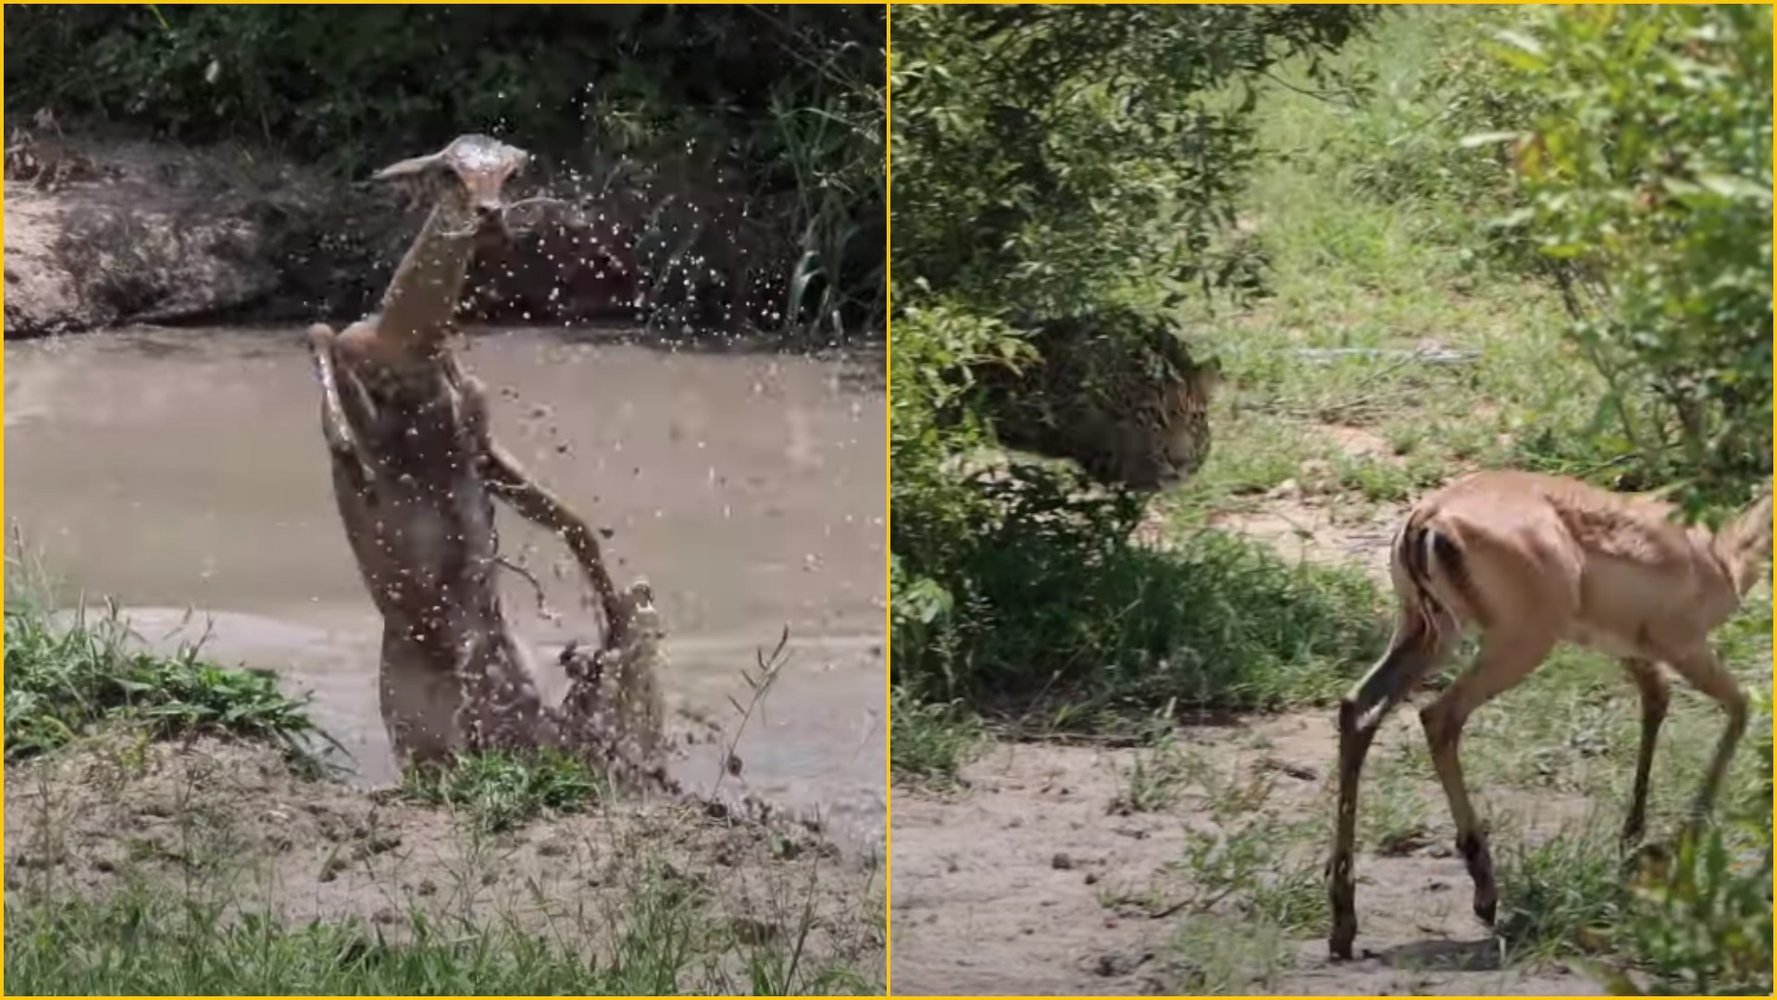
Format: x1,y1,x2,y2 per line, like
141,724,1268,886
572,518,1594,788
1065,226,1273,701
1329,920,1356,961
1474,896,1497,926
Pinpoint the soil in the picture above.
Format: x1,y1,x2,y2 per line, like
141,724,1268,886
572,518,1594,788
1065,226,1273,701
890,713,1602,996
5,736,883,977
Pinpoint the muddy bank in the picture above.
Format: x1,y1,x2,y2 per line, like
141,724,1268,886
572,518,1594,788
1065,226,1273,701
4,138,404,337
2,134,851,342
6,325,886,860
890,713,1602,996
5,736,885,987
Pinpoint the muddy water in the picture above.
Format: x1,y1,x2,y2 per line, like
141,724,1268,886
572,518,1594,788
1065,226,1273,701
5,326,886,859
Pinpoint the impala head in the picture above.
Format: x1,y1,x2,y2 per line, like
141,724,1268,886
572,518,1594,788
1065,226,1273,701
373,134,531,241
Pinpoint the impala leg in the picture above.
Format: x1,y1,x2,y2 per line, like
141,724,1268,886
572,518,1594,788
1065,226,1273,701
1329,610,1454,960
457,373,624,632
1620,657,1669,846
1661,644,1748,829
1419,629,1554,928
307,323,375,490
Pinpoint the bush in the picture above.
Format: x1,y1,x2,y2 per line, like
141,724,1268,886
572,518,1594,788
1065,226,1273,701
892,454,1388,727
889,6,1384,727
1491,5,1773,512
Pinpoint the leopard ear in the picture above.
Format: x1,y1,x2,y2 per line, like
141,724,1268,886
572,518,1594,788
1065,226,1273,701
1194,355,1223,392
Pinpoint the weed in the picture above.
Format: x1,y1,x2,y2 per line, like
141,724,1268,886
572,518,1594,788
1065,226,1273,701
399,749,607,834
888,688,982,789
1110,727,1191,815
1495,828,1627,963
4,558,331,765
1164,913,1292,995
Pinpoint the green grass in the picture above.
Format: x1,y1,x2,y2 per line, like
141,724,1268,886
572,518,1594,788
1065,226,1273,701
4,553,331,765
1167,8,1610,521
4,878,878,996
888,688,982,789
399,749,609,834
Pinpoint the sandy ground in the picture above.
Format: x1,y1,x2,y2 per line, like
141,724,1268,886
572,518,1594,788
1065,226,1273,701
893,432,1612,995
890,711,1602,996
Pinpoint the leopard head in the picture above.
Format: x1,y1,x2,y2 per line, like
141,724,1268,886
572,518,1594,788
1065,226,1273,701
1081,354,1220,491
987,310,1222,493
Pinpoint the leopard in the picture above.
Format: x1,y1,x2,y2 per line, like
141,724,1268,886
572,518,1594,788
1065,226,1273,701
982,307,1221,492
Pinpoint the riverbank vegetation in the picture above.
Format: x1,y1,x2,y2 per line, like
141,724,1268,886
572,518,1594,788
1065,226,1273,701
5,5,885,343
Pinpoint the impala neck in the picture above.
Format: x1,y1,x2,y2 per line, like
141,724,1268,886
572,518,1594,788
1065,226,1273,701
378,200,477,359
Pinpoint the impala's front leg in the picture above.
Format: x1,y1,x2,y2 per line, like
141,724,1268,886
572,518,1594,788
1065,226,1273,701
307,323,375,491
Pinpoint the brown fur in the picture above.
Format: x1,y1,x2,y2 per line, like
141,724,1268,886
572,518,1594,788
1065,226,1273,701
1328,470,1771,960
307,135,668,782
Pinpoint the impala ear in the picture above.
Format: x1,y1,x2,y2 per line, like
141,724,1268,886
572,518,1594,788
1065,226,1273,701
371,152,446,182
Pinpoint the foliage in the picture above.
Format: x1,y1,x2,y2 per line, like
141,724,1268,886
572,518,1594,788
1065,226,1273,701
892,451,1387,727
4,4,884,342
3,563,329,764
399,749,607,833
1602,694,1774,996
1489,5,1773,512
887,687,981,788
889,5,1383,728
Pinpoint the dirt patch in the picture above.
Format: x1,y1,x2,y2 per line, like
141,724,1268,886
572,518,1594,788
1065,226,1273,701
890,710,1602,996
6,735,882,978
1209,495,1399,582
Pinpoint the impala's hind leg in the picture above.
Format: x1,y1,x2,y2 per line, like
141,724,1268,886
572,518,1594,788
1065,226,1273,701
1620,657,1669,845
1419,628,1556,929
1329,608,1456,960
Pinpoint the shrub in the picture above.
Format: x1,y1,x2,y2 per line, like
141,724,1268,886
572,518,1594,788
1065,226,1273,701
1602,694,1774,996
889,6,1384,726
1491,5,1773,512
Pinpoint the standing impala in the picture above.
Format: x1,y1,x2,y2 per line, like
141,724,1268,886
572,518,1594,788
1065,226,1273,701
307,134,666,776
1327,469,1771,960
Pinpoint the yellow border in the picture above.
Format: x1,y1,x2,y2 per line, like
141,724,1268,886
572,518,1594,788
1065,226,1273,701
882,2,896,997
2,4,9,995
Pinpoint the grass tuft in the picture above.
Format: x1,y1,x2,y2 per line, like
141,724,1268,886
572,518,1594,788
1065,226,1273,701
399,749,608,833
4,549,330,765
